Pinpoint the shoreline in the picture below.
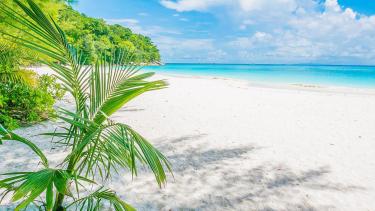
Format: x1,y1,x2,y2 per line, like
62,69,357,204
154,71,375,96
30,65,375,96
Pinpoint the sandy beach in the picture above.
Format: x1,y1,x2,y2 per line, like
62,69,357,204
1,69,375,210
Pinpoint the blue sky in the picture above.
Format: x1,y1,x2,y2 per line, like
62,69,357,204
73,0,375,65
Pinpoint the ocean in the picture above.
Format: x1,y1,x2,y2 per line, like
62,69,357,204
144,63,375,88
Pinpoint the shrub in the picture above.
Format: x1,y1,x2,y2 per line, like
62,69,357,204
0,42,38,83
0,73,65,130
0,81,53,129
39,74,66,100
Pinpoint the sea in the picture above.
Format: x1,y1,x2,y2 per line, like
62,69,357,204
144,63,375,88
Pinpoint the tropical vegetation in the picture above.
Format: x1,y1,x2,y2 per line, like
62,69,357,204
59,7,161,64
0,0,162,129
0,0,171,210
0,0,161,65
0,44,65,129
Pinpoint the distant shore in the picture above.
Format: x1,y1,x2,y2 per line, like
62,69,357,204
139,61,164,66
30,65,375,95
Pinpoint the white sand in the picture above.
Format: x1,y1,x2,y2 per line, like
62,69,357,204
1,68,375,210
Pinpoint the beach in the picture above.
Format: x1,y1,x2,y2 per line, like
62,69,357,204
1,69,375,210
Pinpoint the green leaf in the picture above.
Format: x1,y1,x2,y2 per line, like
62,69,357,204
67,187,135,211
46,183,53,211
72,122,172,186
0,169,72,210
11,169,55,210
89,55,167,124
53,170,69,195
0,124,48,168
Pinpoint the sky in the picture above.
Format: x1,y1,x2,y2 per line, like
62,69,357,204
73,0,375,65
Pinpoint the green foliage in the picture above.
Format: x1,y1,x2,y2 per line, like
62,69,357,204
0,43,20,74
0,43,35,84
0,168,78,210
0,0,65,65
0,1,170,210
67,187,135,211
58,6,161,64
0,29,65,130
39,74,66,100
0,0,161,65
0,80,55,130
0,72,66,130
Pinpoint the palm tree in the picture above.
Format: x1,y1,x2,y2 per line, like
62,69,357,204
0,0,172,210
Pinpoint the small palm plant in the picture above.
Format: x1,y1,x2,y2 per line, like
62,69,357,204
0,0,171,210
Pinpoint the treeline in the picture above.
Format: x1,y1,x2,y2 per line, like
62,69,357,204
59,6,161,64
0,0,161,129
0,0,161,64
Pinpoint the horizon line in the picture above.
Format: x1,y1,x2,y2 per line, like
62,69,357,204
161,62,375,67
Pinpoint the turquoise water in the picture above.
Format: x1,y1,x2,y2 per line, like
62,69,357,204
144,63,375,88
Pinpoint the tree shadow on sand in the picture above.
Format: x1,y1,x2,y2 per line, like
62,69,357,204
123,134,365,211
0,131,366,211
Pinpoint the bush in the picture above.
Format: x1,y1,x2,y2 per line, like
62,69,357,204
0,43,38,85
0,73,65,130
39,74,65,100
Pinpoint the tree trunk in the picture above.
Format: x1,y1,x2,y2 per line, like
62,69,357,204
53,192,66,211
53,158,75,210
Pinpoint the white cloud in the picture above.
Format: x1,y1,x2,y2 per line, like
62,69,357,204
228,2,375,64
160,0,375,64
160,0,298,15
230,32,273,48
238,0,297,13
325,0,341,12
152,36,226,62
138,12,149,16
239,19,255,30
155,36,214,51
160,0,228,12
207,49,227,62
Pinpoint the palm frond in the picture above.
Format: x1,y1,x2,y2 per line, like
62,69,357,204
0,43,25,84
0,0,91,114
0,169,70,211
54,107,172,186
89,51,167,125
0,124,48,168
71,122,172,186
67,187,135,211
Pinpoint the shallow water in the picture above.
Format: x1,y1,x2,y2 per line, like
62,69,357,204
144,63,375,88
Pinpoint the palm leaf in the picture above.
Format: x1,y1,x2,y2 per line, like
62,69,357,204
67,187,135,211
0,124,48,168
0,0,91,114
73,122,172,186
0,169,71,211
56,109,172,186
88,51,167,125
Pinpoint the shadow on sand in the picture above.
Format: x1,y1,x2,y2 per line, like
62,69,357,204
128,133,365,211
0,132,365,211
